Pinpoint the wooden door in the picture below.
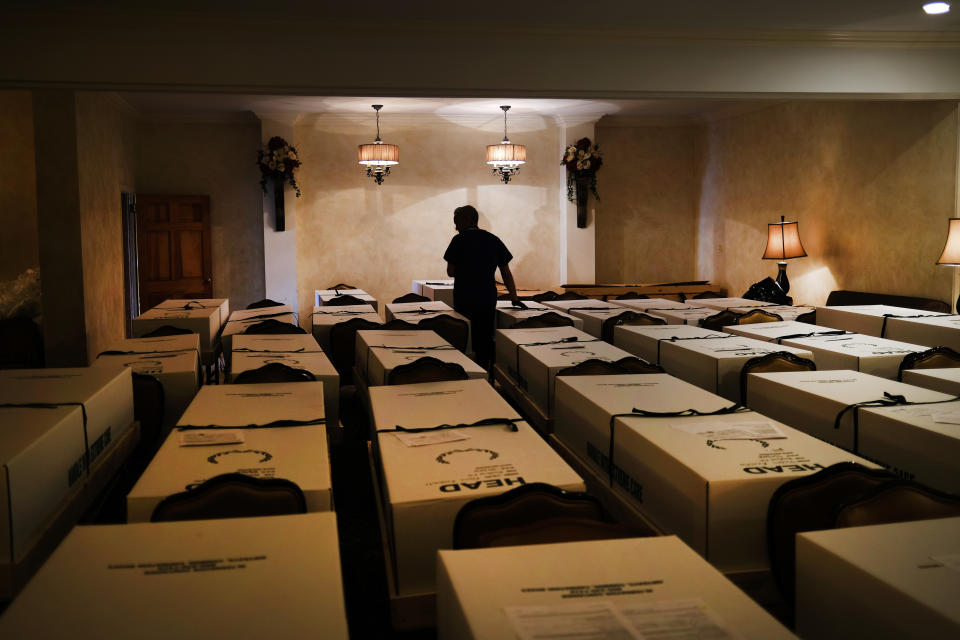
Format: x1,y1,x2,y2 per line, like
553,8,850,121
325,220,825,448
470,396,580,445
136,195,213,311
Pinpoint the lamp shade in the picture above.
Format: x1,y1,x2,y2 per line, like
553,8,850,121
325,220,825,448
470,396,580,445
358,142,399,166
762,217,807,260
936,218,960,265
485,142,526,167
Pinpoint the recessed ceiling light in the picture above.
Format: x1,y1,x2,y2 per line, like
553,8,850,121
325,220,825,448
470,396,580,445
923,2,951,14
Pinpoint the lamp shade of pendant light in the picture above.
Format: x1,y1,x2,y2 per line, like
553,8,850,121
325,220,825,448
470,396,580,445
358,104,399,185
486,105,526,183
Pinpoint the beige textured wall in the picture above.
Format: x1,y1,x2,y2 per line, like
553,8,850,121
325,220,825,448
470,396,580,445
75,92,137,360
697,101,959,306
136,119,265,310
293,115,563,319
596,121,702,283
0,90,39,281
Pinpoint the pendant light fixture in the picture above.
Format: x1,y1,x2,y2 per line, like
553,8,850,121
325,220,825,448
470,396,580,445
486,105,526,183
358,104,399,185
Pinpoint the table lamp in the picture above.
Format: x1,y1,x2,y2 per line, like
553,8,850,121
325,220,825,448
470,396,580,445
936,218,960,312
762,215,807,295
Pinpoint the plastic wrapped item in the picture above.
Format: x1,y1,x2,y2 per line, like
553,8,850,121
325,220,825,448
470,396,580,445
0,268,41,319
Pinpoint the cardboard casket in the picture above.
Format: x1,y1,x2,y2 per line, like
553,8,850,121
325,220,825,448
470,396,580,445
311,304,381,351
614,324,727,365
356,330,485,386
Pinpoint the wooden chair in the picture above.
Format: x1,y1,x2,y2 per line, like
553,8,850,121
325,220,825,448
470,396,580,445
737,308,784,324
131,372,165,469
233,362,316,384
142,325,195,338
614,291,649,300
601,310,665,343
452,482,650,549
766,462,896,610
418,314,469,352
795,309,817,324
326,283,356,290
554,291,588,301
511,312,574,329
700,309,739,331
556,357,663,377
0,317,44,369
392,292,431,304
151,473,307,522
740,351,816,405
328,317,382,380
380,318,421,331
243,319,306,335
897,346,960,381
693,290,725,299
386,356,469,385
832,481,960,529
530,291,560,302
246,298,284,309
325,293,368,306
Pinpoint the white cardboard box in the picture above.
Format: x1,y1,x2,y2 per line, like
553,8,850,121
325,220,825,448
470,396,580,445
220,311,299,354
695,298,778,311
153,298,230,329
816,304,946,337
727,304,815,321
126,382,331,521
494,326,592,382
796,517,960,640
0,513,349,639
94,341,200,430
518,337,631,416
567,306,647,338
0,405,87,563
226,305,294,322
369,379,584,596
413,279,453,296
647,304,718,326
660,335,814,402
356,330,486,386
437,536,795,640
132,307,221,358
614,324,727,364
0,367,134,479
540,299,621,315
422,282,455,306
778,333,927,379
384,301,473,352
724,320,846,344
902,368,960,395
882,313,960,350
746,370,951,451
553,373,871,572
315,288,378,310
310,303,381,352
230,334,340,428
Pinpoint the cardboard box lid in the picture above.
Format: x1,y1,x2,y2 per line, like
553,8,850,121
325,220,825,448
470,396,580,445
496,300,551,310
222,313,297,338
97,334,200,356
311,304,379,321
696,298,778,310
176,382,325,428
357,329,453,355
559,373,731,419
608,297,689,310
520,339,628,367
663,335,811,359
232,333,321,353
781,334,926,358
371,380,581,502
153,299,229,325
749,370,950,408
94,351,198,376
438,535,794,639
227,305,294,322
798,517,960,622
619,325,726,341
724,321,839,342
541,300,621,312
0,405,84,466
902,367,960,390
316,288,368,296
0,513,348,639
862,400,960,440
388,300,452,314
647,306,716,322
0,367,131,406
135,307,218,321
496,326,591,349
728,304,814,315
817,304,941,318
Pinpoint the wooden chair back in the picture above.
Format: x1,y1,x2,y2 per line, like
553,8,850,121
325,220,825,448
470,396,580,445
392,293,431,304
601,310,665,343
511,312,574,329
418,314,470,352
740,351,816,405
833,482,960,529
614,356,663,374
380,318,421,331
131,372,165,469
326,283,356,290
329,317,382,379
246,298,284,309
325,294,368,307
795,309,817,324
700,309,739,331
554,291,589,301
151,473,307,522
897,346,960,381
0,317,44,369
737,308,784,324
233,362,316,384
386,356,469,385
530,291,560,302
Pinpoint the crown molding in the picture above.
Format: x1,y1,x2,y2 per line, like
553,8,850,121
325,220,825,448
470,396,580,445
134,110,260,124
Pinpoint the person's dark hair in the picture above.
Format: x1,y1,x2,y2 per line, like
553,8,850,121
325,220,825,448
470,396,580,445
454,205,479,227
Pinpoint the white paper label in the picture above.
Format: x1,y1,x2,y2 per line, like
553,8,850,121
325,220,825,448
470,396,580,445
931,553,960,573
619,598,738,640
671,421,787,441
393,429,468,447
932,410,960,425
178,431,246,446
505,601,642,640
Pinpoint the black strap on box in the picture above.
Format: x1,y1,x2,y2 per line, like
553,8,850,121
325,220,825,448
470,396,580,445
396,307,441,315
377,417,522,434
97,347,200,359
656,333,734,363
563,306,618,313
177,417,326,430
181,301,214,309
774,330,850,344
236,311,298,324
313,309,374,316
232,347,316,354
880,313,954,338
833,392,960,451
604,403,751,487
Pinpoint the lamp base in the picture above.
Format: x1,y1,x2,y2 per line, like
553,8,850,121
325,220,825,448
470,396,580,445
775,261,789,295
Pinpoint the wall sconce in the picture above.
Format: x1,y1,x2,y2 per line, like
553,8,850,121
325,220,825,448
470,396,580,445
485,105,526,183
762,215,807,294
358,105,399,185
936,218,960,312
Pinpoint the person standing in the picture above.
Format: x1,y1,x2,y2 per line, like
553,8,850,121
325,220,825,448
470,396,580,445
443,205,520,370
